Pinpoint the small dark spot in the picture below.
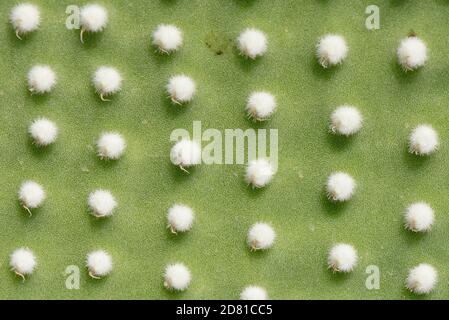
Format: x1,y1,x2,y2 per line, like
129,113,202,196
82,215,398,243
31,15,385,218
408,30,417,37
204,31,231,56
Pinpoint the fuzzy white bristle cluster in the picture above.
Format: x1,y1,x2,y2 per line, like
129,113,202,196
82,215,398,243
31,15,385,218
330,106,363,136
86,250,113,278
328,243,357,273
167,75,196,104
404,202,434,232
93,67,122,101
406,263,437,294
167,204,195,233
27,65,57,94
397,36,428,71
18,180,45,212
80,4,108,43
97,132,126,160
326,172,356,202
317,34,348,68
245,158,275,188
29,117,58,146
164,263,191,291
152,24,183,53
246,91,277,121
237,28,268,59
240,286,268,300
247,222,276,250
10,3,40,39
409,124,439,156
10,248,36,279
88,189,117,218
170,139,201,171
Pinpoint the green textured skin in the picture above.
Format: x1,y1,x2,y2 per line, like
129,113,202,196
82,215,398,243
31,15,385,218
0,0,448,299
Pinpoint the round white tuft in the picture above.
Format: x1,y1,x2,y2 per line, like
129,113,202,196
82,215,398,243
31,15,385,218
88,189,117,218
167,204,195,233
409,124,439,156
397,36,428,71
330,106,363,136
27,65,57,94
328,243,358,273
247,222,276,250
86,250,113,278
406,263,437,294
164,263,191,291
10,3,40,39
18,180,46,213
167,75,196,104
404,202,434,232
245,158,275,188
29,117,58,146
237,28,268,59
240,286,268,300
246,91,277,121
93,67,122,101
80,4,108,42
97,132,126,160
152,24,183,53
170,139,201,171
326,172,356,202
10,248,36,279
317,34,348,68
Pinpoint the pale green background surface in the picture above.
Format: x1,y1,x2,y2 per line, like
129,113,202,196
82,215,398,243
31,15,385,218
0,0,448,299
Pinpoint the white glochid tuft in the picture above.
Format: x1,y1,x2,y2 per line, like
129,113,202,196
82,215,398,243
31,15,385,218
152,24,183,53
18,180,45,215
245,158,275,188
246,91,277,121
93,67,122,101
167,204,195,233
240,286,268,300
409,124,439,156
406,263,437,294
88,189,117,218
10,248,36,280
328,243,358,273
27,65,57,94
79,4,108,43
404,202,434,232
237,28,268,59
167,75,196,104
29,117,58,146
397,36,428,71
326,172,356,202
97,132,126,160
10,3,40,39
170,139,201,172
247,222,276,250
86,250,113,279
164,263,191,291
330,106,363,136
317,34,348,68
